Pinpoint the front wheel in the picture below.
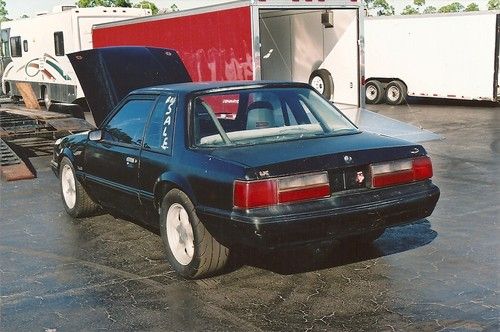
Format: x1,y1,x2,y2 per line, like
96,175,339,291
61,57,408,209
160,189,229,279
59,157,100,217
309,69,333,99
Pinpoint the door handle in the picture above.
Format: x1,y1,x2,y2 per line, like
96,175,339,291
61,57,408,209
126,156,138,165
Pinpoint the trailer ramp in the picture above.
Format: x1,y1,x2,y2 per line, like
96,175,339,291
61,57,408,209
0,139,34,181
337,105,441,143
357,109,441,143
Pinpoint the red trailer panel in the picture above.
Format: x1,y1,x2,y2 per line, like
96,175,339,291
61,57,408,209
93,6,253,82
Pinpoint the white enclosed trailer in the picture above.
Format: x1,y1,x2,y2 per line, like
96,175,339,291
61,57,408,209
364,11,500,104
0,5,151,108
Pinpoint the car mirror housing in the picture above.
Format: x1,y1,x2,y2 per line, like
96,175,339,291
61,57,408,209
88,129,103,141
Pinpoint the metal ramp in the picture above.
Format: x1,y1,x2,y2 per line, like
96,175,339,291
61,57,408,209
357,109,441,143
336,105,441,143
0,139,21,166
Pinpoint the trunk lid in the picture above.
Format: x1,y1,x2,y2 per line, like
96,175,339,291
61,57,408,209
209,132,425,186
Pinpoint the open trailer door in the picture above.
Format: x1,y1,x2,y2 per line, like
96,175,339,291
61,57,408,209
256,4,361,119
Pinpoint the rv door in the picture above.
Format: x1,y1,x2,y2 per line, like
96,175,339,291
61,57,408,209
0,28,12,76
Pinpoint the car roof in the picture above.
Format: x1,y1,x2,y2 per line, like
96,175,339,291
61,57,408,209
130,81,312,95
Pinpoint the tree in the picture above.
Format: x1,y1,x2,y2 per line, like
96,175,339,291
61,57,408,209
438,2,464,13
76,0,132,7
423,6,437,13
488,0,500,10
364,0,394,16
402,5,419,15
134,1,158,14
464,3,480,11
414,0,425,6
0,0,8,22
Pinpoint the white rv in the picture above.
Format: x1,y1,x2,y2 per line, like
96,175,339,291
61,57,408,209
364,11,500,104
0,5,151,108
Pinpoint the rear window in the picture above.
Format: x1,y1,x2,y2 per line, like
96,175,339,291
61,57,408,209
192,87,357,147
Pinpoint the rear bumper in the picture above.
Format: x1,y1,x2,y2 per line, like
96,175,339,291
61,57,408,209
198,181,440,249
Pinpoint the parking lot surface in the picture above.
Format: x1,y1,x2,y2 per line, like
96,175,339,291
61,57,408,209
1,102,498,331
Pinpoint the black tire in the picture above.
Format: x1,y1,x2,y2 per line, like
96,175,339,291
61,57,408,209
59,157,100,218
365,80,385,104
309,69,334,99
385,80,407,105
160,189,229,279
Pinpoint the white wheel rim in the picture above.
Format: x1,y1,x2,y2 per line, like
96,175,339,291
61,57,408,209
310,76,325,94
387,86,400,102
61,164,76,209
166,203,195,266
366,85,378,101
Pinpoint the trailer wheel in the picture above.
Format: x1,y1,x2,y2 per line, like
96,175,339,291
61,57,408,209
309,69,333,99
385,80,407,105
365,80,385,104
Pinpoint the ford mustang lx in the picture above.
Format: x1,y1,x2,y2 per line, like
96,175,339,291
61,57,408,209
51,47,439,279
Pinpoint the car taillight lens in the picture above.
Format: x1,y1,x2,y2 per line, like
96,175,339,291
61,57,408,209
371,156,433,188
234,172,330,209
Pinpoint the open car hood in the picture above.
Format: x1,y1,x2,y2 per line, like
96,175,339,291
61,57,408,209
68,46,191,126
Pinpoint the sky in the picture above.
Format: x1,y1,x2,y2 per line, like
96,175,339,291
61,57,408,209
5,0,492,19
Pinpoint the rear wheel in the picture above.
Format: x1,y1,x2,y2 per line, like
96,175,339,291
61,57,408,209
59,157,100,217
160,189,229,279
365,80,385,104
385,80,407,105
309,69,333,99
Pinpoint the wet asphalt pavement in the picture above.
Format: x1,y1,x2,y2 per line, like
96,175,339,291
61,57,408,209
1,102,499,331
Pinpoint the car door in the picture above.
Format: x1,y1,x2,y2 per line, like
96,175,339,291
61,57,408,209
138,94,178,223
84,95,157,217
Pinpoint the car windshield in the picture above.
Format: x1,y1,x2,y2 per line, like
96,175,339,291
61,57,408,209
192,87,358,147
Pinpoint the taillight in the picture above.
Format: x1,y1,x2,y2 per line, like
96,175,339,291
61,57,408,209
371,156,433,188
234,172,330,209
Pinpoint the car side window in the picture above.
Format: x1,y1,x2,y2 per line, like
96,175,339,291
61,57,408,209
103,99,155,146
144,94,177,154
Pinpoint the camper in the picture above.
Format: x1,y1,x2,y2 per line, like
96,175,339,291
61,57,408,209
92,0,365,114
0,5,151,108
364,12,500,104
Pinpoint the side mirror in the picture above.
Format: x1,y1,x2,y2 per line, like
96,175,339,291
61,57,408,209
88,129,102,141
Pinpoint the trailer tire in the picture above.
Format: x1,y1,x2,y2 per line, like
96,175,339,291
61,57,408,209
365,80,385,104
385,80,407,105
309,69,333,99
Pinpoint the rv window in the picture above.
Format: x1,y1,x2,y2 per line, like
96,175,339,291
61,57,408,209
23,40,28,52
54,31,65,56
9,37,21,57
